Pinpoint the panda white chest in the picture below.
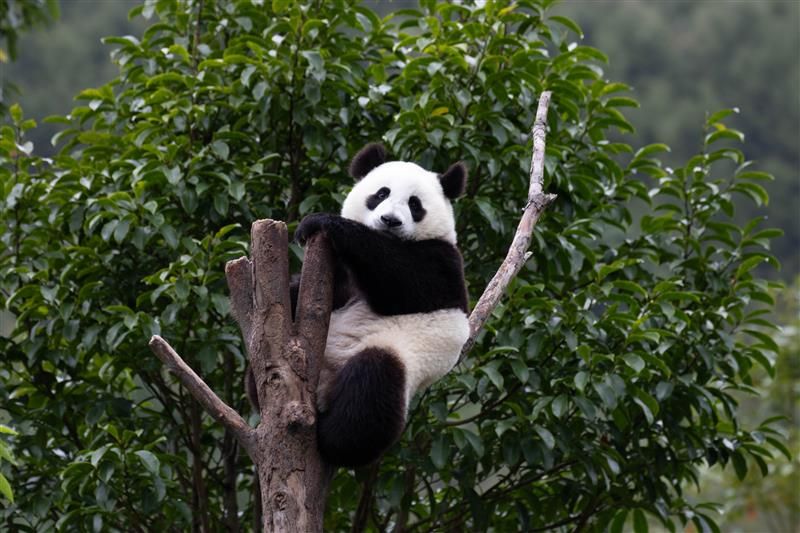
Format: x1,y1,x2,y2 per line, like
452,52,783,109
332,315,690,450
317,299,469,412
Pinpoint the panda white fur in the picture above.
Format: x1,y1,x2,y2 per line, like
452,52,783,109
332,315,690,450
254,143,470,467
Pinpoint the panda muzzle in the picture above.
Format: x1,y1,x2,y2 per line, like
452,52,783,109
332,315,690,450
380,214,402,228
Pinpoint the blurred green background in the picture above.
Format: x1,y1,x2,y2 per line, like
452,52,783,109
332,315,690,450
2,1,797,531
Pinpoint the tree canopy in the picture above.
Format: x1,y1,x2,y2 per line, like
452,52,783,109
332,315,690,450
0,0,787,531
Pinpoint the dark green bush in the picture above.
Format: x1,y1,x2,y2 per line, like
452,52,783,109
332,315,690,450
0,1,784,530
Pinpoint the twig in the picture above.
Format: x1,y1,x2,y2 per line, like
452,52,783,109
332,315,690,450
148,335,255,455
462,91,556,355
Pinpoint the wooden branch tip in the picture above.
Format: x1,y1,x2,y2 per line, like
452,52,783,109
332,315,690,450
225,255,255,343
147,335,255,454
462,91,555,356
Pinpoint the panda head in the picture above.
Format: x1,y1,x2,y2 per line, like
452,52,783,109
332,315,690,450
341,143,467,244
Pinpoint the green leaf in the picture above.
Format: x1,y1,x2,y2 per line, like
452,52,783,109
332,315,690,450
549,15,583,37
655,381,673,401
229,181,246,201
533,425,555,450
114,219,131,243
460,428,484,457
101,220,118,242
623,353,645,373
475,199,502,232
594,382,617,409
731,450,748,480
91,444,112,467
705,128,744,145
431,434,449,469
633,388,659,425
272,0,291,12
510,360,529,384
211,140,230,160
160,225,178,248
0,442,15,465
574,371,589,392
693,513,722,533
135,450,161,475
481,361,504,390
214,193,230,216
706,108,739,126
9,103,22,123
736,170,774,181
551,395,568,418
732,182,769,206
606,96,640,108
609,509,628,533
301,50,324,71
765,437,792,461
0,472,13,503
633,143,670,161
215,224,241,240
632,509,648,533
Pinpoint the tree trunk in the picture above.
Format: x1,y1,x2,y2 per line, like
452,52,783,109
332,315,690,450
226,221,335,531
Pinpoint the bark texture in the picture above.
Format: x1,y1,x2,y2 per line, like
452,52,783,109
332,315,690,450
227,222,335,532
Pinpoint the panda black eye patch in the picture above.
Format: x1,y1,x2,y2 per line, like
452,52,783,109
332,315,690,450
366,187,390,210
408,195,426,222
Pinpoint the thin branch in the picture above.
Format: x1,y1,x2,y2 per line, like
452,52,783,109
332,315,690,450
148,335,255,455
351,462,380,533
462,91,556,356
190,0,205,70
444,383,522,426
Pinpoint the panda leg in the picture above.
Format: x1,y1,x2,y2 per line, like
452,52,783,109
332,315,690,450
316,347,406,468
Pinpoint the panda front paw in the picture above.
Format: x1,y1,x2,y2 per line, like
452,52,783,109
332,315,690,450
294,213,330,245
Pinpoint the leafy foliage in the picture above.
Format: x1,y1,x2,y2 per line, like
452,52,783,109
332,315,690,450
554,0,800,280
690,278,799,532
0,0,786,531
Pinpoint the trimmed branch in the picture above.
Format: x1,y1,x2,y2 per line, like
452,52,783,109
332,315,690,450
148,335,254,454
225,256,254,342
462,91,556,355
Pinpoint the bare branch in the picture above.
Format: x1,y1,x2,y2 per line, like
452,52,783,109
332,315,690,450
462,91,556,355
148,335,254,455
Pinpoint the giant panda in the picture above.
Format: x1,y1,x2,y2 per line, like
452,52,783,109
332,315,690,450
251,143,470,468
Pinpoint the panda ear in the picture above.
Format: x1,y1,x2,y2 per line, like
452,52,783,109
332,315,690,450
349,143,387,181
439,162,467,199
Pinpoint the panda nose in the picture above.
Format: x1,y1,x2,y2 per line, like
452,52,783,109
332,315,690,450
380,214,402,228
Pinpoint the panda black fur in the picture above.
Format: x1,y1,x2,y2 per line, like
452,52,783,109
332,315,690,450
250,143,470,468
